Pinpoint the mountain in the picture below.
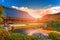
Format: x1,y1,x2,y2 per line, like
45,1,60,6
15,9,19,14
1,6,37,24
2,6,34,18
6,16,37,24
40,12,60,23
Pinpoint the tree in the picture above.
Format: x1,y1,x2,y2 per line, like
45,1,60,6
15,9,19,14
47,20,60,32
0,6,6,29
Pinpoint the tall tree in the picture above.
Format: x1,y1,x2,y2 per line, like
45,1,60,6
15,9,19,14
0,6,6,29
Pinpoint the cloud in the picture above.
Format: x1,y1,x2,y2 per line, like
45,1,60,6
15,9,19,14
12,6,34,14
51,6,60,13
11,6,59,18
12,6,33,11
12,6,19,9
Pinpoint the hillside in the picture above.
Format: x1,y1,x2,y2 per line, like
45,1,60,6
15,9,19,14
39,12,60,23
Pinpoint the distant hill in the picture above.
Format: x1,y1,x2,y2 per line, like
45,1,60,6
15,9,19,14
39,12,60,23
2,6,34,18
6,16,37,24
1,6,37,24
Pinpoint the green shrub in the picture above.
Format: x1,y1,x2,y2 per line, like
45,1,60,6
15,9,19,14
24,36,41,40
7,33,24,40
7,33,41,40
47,32,60,40
47,20,60,32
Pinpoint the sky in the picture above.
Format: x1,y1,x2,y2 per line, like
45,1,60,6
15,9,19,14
0,0,60,9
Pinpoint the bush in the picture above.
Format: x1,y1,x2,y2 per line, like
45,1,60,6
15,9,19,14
6,33,42,40
47,32,60,40
0,30,9,40
47,20,60,32
7,33,24,40
24,36,41,40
